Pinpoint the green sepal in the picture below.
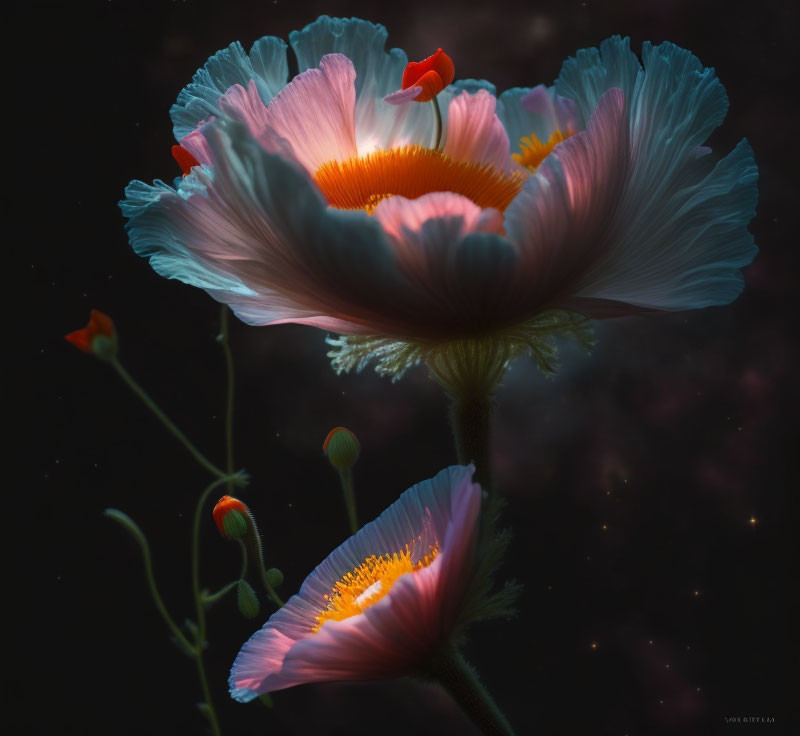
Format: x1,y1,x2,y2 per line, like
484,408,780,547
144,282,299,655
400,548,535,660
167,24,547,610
222,508,249,539
90,333,118,360
258,693,274,709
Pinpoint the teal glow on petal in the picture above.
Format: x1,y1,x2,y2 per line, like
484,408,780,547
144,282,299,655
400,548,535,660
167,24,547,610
170,36,289,141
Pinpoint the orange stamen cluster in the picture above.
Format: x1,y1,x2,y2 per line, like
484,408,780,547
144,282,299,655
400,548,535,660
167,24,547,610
315,145,524,214
512,129,575,171
313,541,439,632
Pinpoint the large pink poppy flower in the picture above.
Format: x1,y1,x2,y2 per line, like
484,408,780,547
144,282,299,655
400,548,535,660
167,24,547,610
228,465,480,700
121,16,757,377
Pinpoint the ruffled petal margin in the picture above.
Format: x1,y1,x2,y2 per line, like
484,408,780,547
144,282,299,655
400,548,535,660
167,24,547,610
553,37,758,313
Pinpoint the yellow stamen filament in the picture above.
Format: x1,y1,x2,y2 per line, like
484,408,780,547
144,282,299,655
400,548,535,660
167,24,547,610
313,542,439,632
314,145,524,214
512,128,574,171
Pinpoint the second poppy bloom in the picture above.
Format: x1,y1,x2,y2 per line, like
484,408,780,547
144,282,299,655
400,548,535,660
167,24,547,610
228,465,480,699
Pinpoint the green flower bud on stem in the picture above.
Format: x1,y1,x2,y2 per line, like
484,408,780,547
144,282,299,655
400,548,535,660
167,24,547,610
323,427,360,470
237,579,260,619
266,568,284,587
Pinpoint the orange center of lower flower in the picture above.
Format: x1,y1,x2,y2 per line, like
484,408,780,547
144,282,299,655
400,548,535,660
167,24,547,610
314,145,524,214
312,542,439,632
512,128,575,171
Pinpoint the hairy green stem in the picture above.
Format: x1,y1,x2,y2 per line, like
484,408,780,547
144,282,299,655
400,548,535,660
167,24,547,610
241,529,284,608
426,645,516,736
110,358,228,481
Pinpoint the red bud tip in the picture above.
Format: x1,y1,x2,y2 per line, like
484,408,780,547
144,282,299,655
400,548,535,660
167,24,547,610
401,48,455,102
213,495,249,536
171,145,201,177
65,309,115,354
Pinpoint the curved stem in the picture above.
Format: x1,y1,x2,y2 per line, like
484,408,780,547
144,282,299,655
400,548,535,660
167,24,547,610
218,306,236,493
104,509,194,654
195,654,220,734
202,580,238,607
426,645,516,736
338,468,359,535
431,96,443,150
192,477,230,736
110,358,228,481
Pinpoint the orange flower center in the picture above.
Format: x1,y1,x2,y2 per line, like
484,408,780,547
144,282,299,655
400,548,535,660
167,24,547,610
312,542,439,632
314,145,524,214
512,128,575,171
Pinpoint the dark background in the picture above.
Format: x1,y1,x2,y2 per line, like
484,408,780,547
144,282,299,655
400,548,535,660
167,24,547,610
20,0,795,734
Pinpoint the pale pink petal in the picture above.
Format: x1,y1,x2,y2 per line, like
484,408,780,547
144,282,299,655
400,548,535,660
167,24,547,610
502,88,630,315
443,89,512,172
383,86,423,105
219,80,270,138
262,53,358,173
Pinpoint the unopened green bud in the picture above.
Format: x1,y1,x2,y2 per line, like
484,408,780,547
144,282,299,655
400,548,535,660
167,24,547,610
237,579,260,619
266,568,284,587
323,427,360,470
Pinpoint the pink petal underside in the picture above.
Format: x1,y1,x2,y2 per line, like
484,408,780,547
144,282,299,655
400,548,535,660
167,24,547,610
262,53,358,173
503,87,630,314
180,120,215,165
383,86,423,105
375,191,504,241
372,192,516,330
443,89,512,172
374,191,504,272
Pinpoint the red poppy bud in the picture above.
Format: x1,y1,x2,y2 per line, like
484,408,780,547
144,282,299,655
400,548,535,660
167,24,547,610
213,495,250,538
401,48,455,102
65,309,117,359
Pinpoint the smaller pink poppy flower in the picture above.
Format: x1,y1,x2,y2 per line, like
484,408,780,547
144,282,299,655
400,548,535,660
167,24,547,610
229,465,480,700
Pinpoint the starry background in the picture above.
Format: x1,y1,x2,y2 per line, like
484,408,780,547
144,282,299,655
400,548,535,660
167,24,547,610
21,0,794,734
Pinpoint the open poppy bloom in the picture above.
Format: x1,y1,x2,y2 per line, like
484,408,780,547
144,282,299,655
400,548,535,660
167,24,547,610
121,16,757,382
228,465,480,700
